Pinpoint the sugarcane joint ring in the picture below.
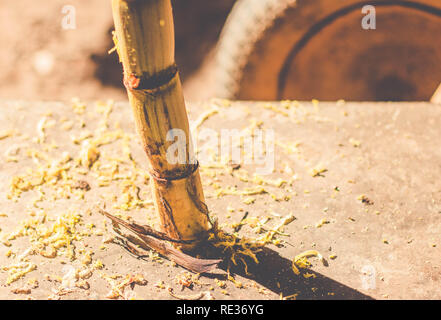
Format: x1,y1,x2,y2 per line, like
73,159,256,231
124,64,179,92
149,161,200,183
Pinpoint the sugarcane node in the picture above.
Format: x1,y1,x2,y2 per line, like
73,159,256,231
149,160,200,183
123,64,178,92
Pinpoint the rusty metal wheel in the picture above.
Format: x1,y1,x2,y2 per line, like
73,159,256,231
215,0,441,101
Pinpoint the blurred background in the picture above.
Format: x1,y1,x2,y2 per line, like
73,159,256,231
1,0,440,102
0,0,236,101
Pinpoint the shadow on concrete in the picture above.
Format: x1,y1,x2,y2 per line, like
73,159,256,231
112,221,373,300
215,247,374,300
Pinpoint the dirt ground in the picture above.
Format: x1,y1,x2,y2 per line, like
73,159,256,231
0,99,440,300
0,0,234,102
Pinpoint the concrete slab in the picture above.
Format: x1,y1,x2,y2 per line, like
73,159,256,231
0,99,440,300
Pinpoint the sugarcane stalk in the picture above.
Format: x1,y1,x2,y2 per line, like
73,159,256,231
111,0,211,250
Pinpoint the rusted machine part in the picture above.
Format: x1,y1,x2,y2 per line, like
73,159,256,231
214,0,441,101
214,0,297,99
